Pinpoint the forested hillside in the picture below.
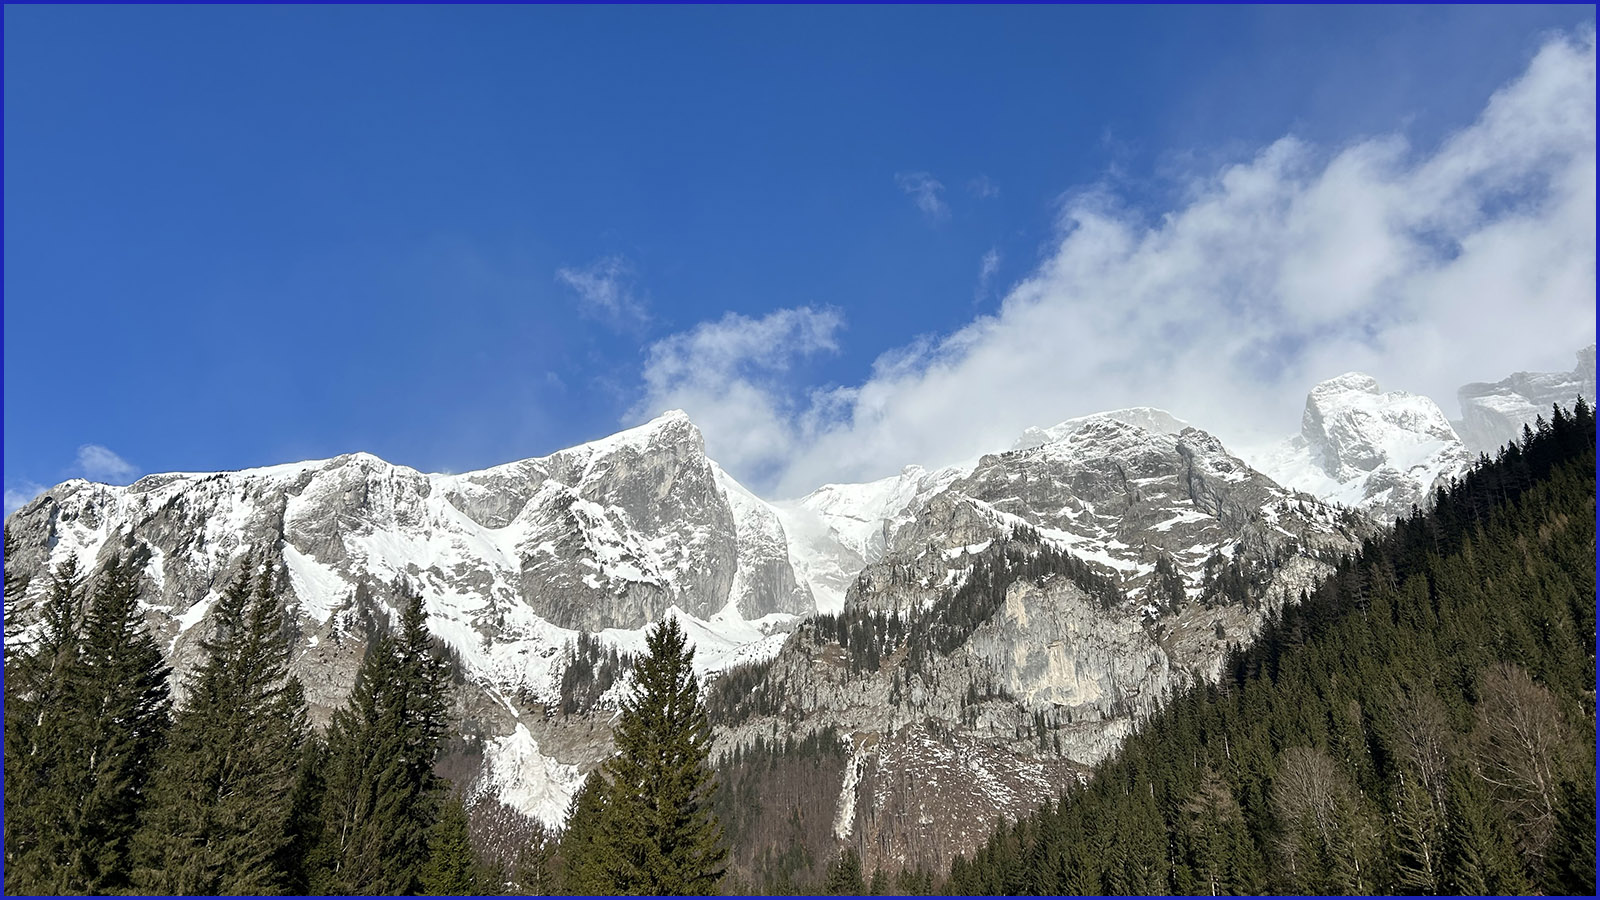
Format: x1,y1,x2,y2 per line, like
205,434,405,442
945,402,1597,895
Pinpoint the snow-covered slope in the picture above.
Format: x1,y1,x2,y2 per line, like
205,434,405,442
770,463,968,613
4,410,809,827
1455,344,1596,455
1249,373,1472,522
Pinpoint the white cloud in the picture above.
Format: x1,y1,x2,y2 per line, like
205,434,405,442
4,482,45,516
75,444,139,483
895,171,949,221
976,248,1002,299
556,256,649,326
968,175,1000,199
646,30,1596,498
635,307,843,481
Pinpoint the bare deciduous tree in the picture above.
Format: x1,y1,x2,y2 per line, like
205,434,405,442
1272,745,1378,894
1470,662,1571,867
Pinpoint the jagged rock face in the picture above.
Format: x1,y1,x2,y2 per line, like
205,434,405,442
849,725,1082,874
1302,374,1464,479
854,418,1356,614
1253,373,1472,522
714,464,815,620
3,412,813,769
0,402,1374,851
1456,344,1596,455
712,414,1367,873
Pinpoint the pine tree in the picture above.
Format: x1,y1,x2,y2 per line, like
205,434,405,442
559,769,615,894
1550,770,1596,895
823,846,865,894
5,554,173,894
72,553,173,891
515,816,561,895
1442,765,1529,895
130,555,310,894
1388,770,1445,895
1177,767,1259,896
3,556,87,893
420,792,490,895
589,616,727,894
276,727,328,894
310,586,452,894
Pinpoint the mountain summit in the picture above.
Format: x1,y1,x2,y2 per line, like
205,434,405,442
1251,372,1471,520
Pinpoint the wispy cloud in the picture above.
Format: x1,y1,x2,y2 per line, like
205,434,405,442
76,444,139,483
4,482,45,516
895,171,949,222
642,30,1596,497
976,248,1002,300
556,256,650,327
968,175,1000,199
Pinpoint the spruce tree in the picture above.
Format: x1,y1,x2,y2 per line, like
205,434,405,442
1551,772,1597,895
420,792,490,895
1442,765,1530,895
558,770,614,893
515,816,561,895
70,553,173,892
310,586,452,894
823,846,865,894
5,554,172,894
589,616,727,894
130,555,310,894
3,556,87,893
276,726,329,894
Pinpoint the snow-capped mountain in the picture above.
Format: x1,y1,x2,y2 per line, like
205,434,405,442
5,350,1587,853
1455,344,1596,455
1010,405,1192,451
4,410,808,825
1251,373,1472,522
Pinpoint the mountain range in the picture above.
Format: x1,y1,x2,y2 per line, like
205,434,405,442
3,343,1592,867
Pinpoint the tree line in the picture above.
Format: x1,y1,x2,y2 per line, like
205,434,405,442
2,545,469,895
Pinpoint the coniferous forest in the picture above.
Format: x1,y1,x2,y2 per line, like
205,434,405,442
1,543,728,896
2,403,1594,896
944,403,1597,896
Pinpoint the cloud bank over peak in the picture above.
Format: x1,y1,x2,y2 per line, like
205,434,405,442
636,306,844,487
76,444,139,483
639,29,1596,499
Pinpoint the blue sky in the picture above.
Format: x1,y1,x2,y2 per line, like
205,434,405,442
5,5,1595,506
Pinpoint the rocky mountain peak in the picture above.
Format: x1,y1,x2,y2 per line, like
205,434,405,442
1012,407,1191,451
1250,372,1470,522
1455,344,1596,454
1299,372,1462,481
